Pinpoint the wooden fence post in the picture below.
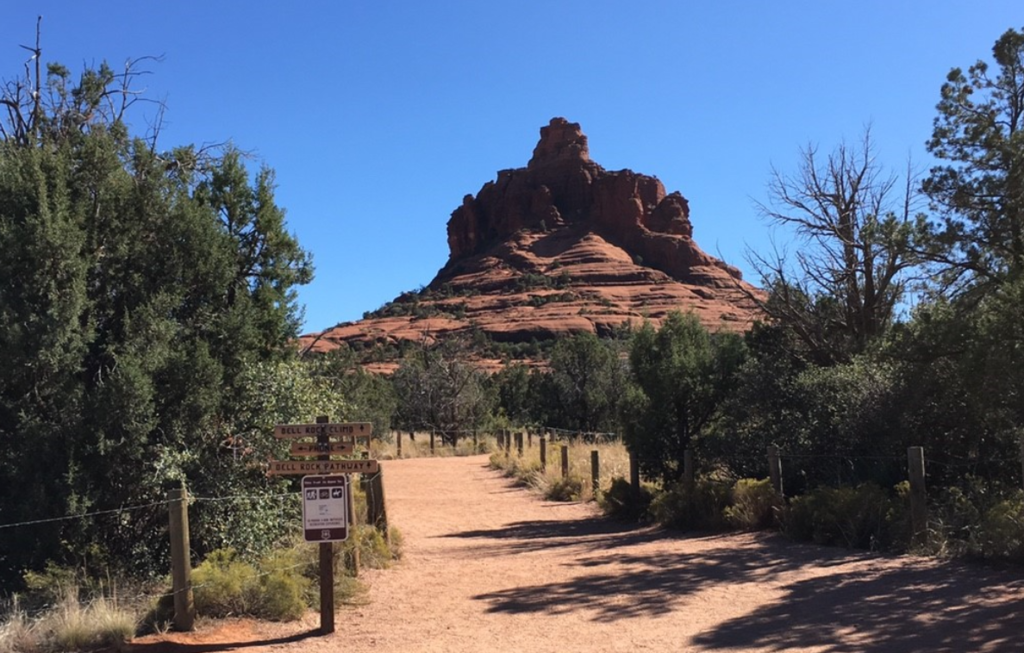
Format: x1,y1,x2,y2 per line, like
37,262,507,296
591,450,600,496
629,449,640,492
908,446,927,544
365,469,389,544
516,432,524,458
767,445,783,497
473,430,479,452
561,445,569,479
430,430,435,455
528,431,533,448
396,431,402,458
539,437,547,471
168,483,194,632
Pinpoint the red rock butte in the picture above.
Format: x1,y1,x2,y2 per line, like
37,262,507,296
301,118,763,366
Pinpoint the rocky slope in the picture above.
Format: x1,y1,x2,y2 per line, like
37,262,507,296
300,118,763,364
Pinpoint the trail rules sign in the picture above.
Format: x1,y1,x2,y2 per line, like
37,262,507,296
301,475,349,542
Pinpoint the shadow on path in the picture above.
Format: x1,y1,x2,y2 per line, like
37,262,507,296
453,512,1024,652
124,629,320,653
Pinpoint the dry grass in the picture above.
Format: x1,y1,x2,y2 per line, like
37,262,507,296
0,597,39,653
490,436,631,502
0,590,138,653
373,431,493,459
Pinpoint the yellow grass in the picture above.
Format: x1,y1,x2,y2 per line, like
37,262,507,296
373,431,493,459
489,436,631,502
0,590,139,653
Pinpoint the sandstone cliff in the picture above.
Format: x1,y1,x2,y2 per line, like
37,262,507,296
300,118,763,366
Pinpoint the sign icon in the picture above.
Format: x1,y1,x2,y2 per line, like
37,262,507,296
301,475,349,543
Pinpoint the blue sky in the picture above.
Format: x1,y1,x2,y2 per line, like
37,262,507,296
2,2,1021,332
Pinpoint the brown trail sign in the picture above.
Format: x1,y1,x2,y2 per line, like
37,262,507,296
270,417,377,636
267,459,379,476
290,441,354,457
274,422,372,439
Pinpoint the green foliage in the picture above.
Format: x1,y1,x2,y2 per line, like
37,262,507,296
0,57,311,587
925,26,1024,297
544,475,585,502
650,479,731,531
724,479,780,530
391,338,491,445
598,477,653,521
622,312,745,485
779,484,900,550
190,548,311,621
547,331,625,433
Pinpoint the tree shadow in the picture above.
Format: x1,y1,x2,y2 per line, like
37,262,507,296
693,561,1024,652
124,628,321,653
443,516,671,555
468,527,1024,651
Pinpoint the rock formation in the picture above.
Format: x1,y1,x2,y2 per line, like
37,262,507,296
300,118,763,368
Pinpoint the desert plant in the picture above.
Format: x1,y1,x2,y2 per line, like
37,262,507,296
545,475,585,501
779,483,896,550
599,477,653,521
39,591,136,652
724,478,781,530
650,478,732,531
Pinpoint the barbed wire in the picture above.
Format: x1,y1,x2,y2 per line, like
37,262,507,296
0,499,175,530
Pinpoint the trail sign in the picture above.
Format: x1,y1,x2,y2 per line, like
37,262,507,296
274,422,372,439
290,441,354,457
301,475,349,542
268,459,380,476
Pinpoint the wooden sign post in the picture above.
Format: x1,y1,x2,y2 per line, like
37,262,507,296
269,416,376,636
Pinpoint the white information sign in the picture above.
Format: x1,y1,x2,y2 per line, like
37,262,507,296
301,475,349,542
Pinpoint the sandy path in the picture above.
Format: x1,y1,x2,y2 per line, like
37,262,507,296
131,455,1024,653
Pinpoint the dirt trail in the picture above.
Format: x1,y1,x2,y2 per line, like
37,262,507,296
131,455,1024,653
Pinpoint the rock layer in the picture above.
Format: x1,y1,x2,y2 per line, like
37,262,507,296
300,118,763,364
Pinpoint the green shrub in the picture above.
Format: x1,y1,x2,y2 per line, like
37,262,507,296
651,479,731,531
343,525,395,571
724,478,780,530
545,476,584,501
599,477,653,521
191,549,259,617
976,493,1024,561
190,548,311,621
258,572,307,621
780,483,896,550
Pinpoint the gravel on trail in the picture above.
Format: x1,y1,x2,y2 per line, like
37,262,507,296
129,454,1024,653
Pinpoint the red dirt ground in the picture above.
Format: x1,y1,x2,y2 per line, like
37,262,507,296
128,455,1024,653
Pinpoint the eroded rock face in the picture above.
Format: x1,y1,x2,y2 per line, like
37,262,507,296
445,117,741,284
300,118,763,363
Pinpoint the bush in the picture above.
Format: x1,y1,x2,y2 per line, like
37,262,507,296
33,591,136,653
599,477,653,521
976,493,1024,561
651,479,732,531
545,475,585,501
191,548,311,621
724,478,780,530
258,572,307,621
779,483,897,550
